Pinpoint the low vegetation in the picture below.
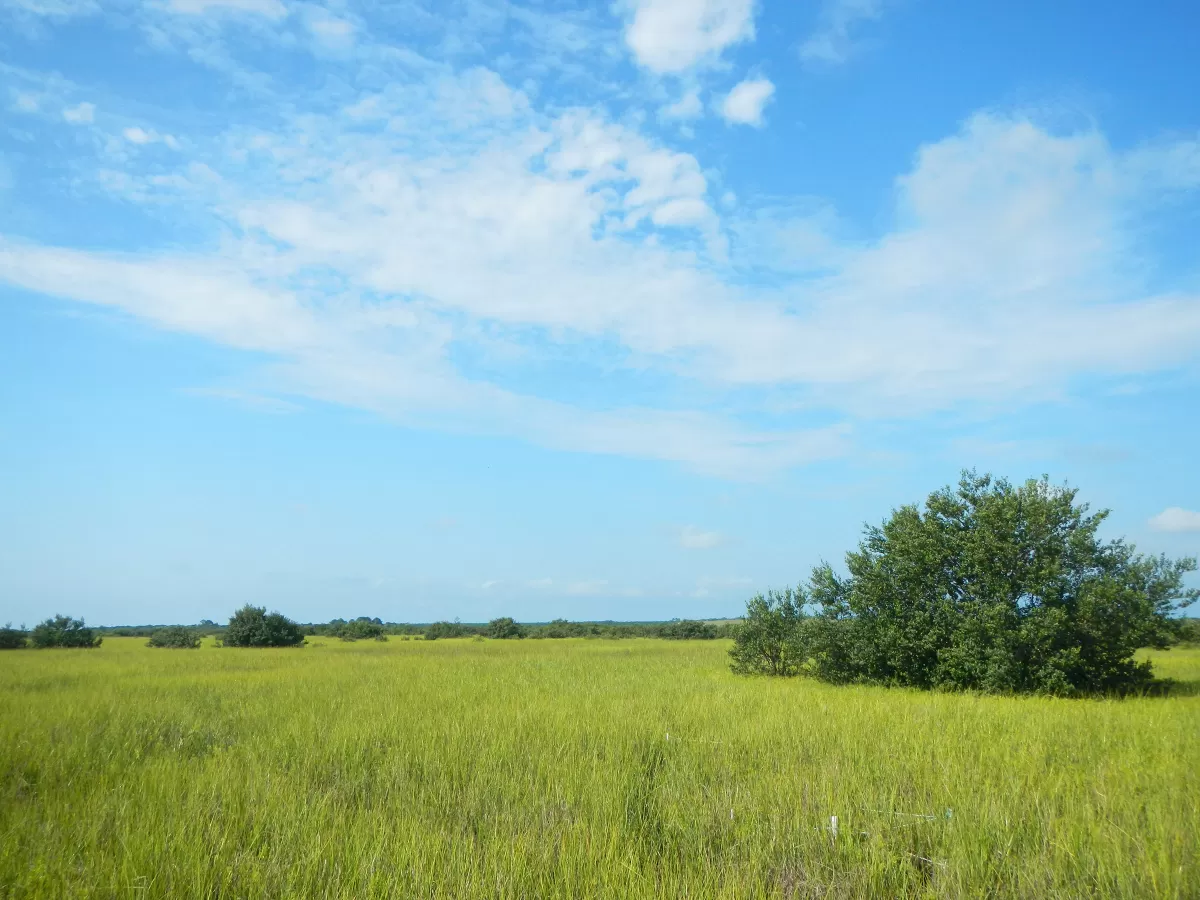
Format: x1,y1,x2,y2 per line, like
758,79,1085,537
146,626,202,649
1,637,1196,898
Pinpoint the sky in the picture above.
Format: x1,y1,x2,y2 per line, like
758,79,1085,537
1,0,1198,626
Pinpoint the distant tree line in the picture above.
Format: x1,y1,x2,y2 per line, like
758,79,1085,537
729,472,1199,696
1,610,736,649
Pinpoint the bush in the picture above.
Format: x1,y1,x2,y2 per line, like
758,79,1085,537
223,605,305,647
785,472,1198,696
29,615,102,649
658,619,718,640
0,625,27,649
729,589,808,675
330,618,387,641
1176,618,1200,645
487,617,525,639
425,621,473,640
146,626,201,649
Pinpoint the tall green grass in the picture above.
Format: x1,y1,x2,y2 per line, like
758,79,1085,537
1,638,1197,898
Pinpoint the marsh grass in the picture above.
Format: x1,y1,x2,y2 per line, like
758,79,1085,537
1,638,1197,898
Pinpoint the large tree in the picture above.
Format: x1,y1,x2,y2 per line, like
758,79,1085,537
731,473,1198,695
806,472,1197,694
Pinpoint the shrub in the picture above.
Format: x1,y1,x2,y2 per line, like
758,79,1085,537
487,617,525,639
1176,618,1200,645
29,615,102,649
147,626,201,649
794,472,1198,695
728,589,808,675
223,605,305,647
658,619,718,640
330,618,387,641
0,624,27,649
425,621,472,640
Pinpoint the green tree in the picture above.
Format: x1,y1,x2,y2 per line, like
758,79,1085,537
487,616,525,639
147,626,201,649
29,615,102,648
223,605,305,647
728,588,808,676
0,624,27,650
805,472,1198,695
334,618,387,641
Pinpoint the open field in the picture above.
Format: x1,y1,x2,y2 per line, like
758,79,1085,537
1,638,1198,899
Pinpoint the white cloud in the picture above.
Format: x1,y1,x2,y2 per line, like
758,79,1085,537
719,76,774,126
660,88,703,121
62,101,94,124
305,9,354,47
678,526,726,549
800,0,885,66
167,0,287,18
122,126,180,148
2,53,1200,477
623,0,756,73
123,126,154,144
1148,507,1200,533
13,92,40,112
3,0,97,19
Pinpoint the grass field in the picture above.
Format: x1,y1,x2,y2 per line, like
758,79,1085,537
1,638,1197,899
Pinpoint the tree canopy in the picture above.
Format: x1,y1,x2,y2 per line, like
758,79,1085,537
29,615,102,649
732,472,1198,695
147,626,202,649
486,617,525,639
223,606,305,648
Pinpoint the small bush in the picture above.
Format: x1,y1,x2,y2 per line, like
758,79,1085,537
729,590,808,675
147,626,201,649
333,618,387,642
0,624,27,650
30,615,102,649
487,617,525,639
223,605,305,648
425,621,472,640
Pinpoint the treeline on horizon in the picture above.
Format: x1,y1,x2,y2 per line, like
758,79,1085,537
0,613,739,648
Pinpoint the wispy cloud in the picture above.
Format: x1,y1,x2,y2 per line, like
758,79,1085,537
61,101,94,123
1,7,1199,480
1148,507,1200,533
799,0,886,66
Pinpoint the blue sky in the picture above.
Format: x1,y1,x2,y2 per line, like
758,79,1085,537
1,0,1198,626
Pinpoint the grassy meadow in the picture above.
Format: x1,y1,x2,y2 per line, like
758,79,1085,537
1,637,1198,899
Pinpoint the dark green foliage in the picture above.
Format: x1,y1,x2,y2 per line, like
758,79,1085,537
728,589,808,675
657,619,717,640
29,615,102,649
424,620,474,640
789,472,1198,696
0,624,27,649
1176,618,1200,645
146,626,201,649
222,605,305,648
325,617,387,641
487,617,525,639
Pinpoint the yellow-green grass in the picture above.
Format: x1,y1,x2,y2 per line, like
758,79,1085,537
1,638,1197,899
